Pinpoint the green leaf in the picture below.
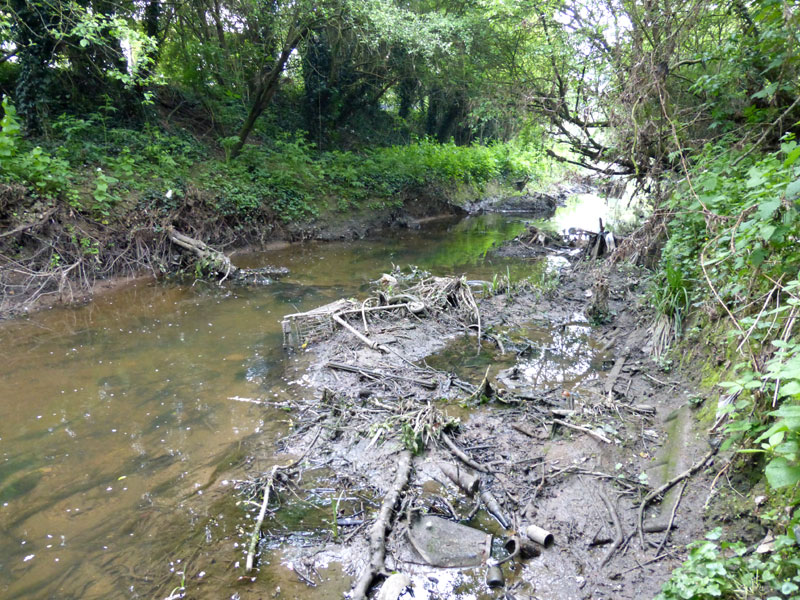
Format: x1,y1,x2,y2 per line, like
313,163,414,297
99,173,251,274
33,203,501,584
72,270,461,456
785,147,800,167
765,456,800,488
780,380,800,397
786,178,800,198
757,198,781,219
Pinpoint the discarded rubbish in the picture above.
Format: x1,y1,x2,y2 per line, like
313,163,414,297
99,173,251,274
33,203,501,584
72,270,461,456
439,463,480,496
480,490,511,529
524,524,554,547
281,276,480,349
486,564,505,588
377,573,411,600
505,536,540,559
407,514,492,568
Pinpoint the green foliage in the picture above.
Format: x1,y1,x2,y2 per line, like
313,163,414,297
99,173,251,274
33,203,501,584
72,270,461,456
0,97,74,200
91,169,119,218
656,528,800,600
649,260,692,336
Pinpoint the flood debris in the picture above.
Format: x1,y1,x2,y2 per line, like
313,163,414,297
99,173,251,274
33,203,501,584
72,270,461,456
485,563,505,588
167,227,288,283
407,514,492,568
523,524,554,548
351,450,413,600
237,261,720,600
438,462,480,496
376,573,411,600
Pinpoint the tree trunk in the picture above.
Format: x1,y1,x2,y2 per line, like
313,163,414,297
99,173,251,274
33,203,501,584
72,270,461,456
230,27,307,159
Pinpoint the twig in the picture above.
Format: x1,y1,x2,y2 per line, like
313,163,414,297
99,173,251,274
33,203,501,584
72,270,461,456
656,479,688,556
552,418,611,444
325,361,437,389
350,450,413,600
638,444,717,549
644,373,680,386
0,207,58,239
245,427,322,573
598,490,624,568
441,432,489,473
512,423,538,438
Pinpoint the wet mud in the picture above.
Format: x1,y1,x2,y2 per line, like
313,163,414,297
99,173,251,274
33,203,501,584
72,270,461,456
239,252,719,600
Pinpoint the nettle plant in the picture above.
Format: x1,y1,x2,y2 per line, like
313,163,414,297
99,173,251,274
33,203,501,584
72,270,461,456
656,528,800,600
721,280,800,490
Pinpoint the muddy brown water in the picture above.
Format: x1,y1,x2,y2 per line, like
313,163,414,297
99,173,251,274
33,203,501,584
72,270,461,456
0,199,625,599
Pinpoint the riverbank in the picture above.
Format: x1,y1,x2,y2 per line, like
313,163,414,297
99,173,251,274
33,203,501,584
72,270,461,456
221,240,728,600
0,132,567,320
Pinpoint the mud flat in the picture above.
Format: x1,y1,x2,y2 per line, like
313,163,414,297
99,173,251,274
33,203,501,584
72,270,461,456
236,247,719,600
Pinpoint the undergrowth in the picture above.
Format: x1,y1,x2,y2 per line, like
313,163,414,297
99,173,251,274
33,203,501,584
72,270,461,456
651,134,800,597
1,96,554,225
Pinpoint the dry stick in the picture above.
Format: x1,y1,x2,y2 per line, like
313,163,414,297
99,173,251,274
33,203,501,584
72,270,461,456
512,422,538,438
325,361,437,390
461,283,482,351
441,431,489,473
245,465,279,573
552,418,611,444
644,373,680,386
350,450,413,600
332,313,385,352
245,427,322,573
638,445,718,549
655,479,688,557
0,207,58,239
598,490,624,568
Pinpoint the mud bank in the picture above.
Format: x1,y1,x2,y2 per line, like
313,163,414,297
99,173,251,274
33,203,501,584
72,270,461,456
0,181,568,320
235,251,725,600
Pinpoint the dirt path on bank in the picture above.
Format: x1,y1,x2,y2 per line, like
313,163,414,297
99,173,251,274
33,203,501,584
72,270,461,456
234,244,723,600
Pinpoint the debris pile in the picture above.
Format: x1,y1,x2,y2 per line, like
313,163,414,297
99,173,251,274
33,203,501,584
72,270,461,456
236,267,717,600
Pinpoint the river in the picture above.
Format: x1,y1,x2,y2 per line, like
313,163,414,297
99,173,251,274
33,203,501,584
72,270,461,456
0,195,626,599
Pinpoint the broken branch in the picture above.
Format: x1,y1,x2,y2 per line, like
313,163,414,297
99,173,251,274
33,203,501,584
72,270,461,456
350,450,413,600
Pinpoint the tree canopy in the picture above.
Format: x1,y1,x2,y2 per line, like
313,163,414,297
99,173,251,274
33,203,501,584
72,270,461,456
0,0,797,174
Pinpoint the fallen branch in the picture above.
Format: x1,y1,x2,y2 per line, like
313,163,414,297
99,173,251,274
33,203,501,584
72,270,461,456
245,428,321,573
512,423,538,438
598,490,624,568
325,361,437,390
245,465,279,573
637,444,718,549
0,207,58,239
351,450,413,600
332,313,386,352
441,432,489,473
168,226,236,280
552,418,611,444
655,479,688,556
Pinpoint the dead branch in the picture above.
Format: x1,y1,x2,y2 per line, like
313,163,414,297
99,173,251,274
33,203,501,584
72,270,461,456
245,427,321,573
637,444,717,548
350,450,413,600
325,361,437,389
441,432,490,473
655,479,688,556
167,226,236,280
598,490,624,568
552,418,611,444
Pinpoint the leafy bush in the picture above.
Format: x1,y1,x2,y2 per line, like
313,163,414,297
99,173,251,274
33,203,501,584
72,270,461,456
656,528,800,600
0,97,75,200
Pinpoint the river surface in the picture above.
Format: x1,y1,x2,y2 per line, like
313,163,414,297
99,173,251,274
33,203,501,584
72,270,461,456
0,197,625,599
